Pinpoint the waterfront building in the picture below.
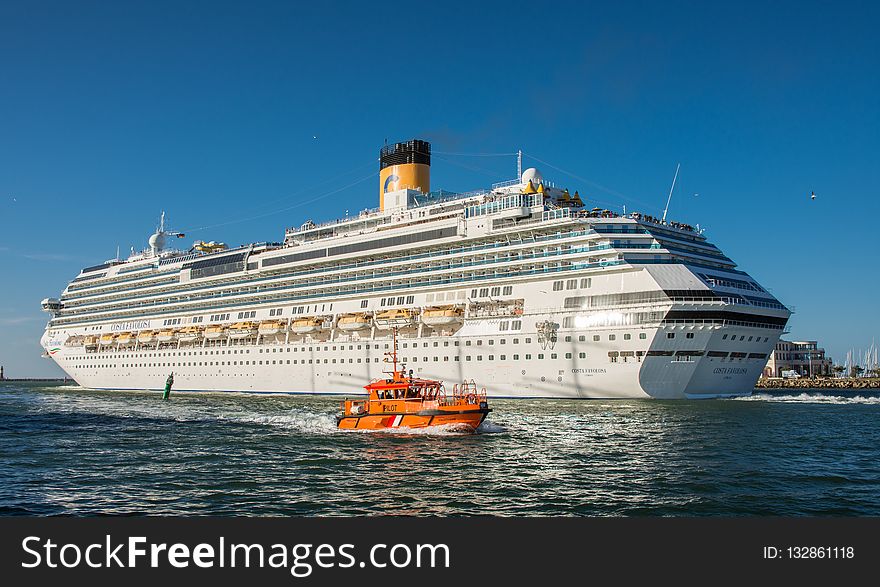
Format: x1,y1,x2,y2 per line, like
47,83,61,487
763,340,833,378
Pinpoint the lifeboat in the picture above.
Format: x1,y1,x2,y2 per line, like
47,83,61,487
337,313,371,331
337,329,490,431
115,332,134,345
177,326,202,343
64,335,84,347
204,324,226,339
291,317,323,335
258,320,287,336
421,306,464,327
227,322,258,339
157,329,177,343
373,308,414,329
193,240,227,254
83,336,98,348
136,330,156,344
99,333,117,346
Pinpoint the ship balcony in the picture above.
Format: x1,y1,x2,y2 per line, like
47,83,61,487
41,298,62,312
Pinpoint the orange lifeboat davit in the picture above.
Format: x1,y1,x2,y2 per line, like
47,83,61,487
227,322,257,339
177,325,203,343
337,329,490,432
337,313,371,332
373,308,414,329
292,317,323,334
421,305,464,327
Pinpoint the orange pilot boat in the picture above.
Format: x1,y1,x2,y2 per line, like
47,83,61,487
337,330,490,431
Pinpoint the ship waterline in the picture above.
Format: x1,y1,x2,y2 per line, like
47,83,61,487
40,140,790,399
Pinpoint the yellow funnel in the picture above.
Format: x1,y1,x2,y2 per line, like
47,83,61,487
379,140,431,210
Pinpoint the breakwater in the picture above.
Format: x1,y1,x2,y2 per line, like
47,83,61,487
756,377,880,389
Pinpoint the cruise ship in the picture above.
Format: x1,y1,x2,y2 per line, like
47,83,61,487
40,140,790,399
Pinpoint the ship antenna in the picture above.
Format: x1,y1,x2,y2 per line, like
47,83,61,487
384,327,400,374
661,163,680,223
517,149,522,179
393,327,398,372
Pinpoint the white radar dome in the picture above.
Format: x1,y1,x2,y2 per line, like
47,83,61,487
521,167,543,185
149,231,166,252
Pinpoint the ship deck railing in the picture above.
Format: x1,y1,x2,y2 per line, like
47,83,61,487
450,381,487,404
51,260,628,327
285,186,549,239
61,245,630,314
284,188,491,237
57,255,779,328
62,227,640,305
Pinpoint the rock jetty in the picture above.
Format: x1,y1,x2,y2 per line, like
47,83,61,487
756,377,880,390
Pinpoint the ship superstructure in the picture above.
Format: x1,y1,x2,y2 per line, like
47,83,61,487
40,140,790,398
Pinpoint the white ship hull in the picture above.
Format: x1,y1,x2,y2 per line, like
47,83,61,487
41,267,787,399
41,326,779,399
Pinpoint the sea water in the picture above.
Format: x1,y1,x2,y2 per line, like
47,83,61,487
1,381,878,516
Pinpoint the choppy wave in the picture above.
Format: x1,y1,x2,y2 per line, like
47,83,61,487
735,392,880,405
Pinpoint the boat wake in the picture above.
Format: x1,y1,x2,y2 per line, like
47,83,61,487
734,392,880,405
476,420,506,433
217,409,341,434
29,387,507,436
31,389,343,434
343,419,506,436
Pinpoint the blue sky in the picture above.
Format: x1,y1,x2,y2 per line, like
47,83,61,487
1,0,878,377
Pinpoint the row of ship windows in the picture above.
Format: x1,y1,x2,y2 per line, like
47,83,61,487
62,238,552,307
70,352,611,369
699,274,765,293
64,227,591,299
50,260,595,325
471,286,514,298
378,295,415,307
71,349,770,370
567,333,648,341
69,331,771,360
72,331,663,357
71,333,652,362
721,334,769,342
65,237,728,316
552,278,592,291
208,305,334,322
70,349,767,369
58,243,590,317
72,337,543,359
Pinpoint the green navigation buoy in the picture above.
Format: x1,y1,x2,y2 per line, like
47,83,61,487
163,372,174,400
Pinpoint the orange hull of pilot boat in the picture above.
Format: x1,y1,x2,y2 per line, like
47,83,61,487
337,331,490,432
